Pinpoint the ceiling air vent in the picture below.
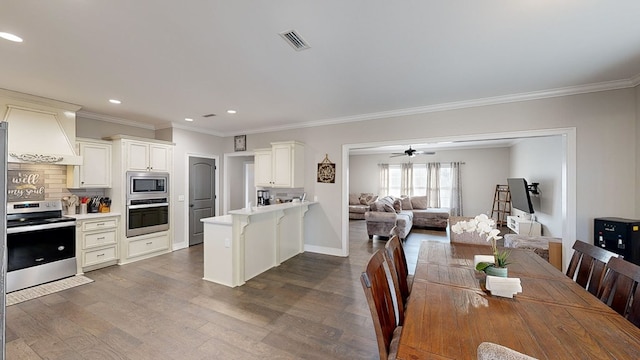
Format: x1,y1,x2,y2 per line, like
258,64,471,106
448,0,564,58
279,30,310,51
202,113,216,118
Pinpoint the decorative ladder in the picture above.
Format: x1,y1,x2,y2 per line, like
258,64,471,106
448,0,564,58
491,184,511,227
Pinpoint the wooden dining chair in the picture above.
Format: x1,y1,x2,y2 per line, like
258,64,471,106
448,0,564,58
361,250,404,360
385,235,413,307
597,257,640,327
566,240,619,295
477,342,538,360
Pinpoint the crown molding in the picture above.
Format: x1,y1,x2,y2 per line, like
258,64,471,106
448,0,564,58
630,72,640,87
0,88,81,111
219,77,637,136
77,75,640,138
168,122,225,137
76,110,157,130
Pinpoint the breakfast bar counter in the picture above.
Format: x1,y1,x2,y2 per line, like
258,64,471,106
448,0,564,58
201,201,316,287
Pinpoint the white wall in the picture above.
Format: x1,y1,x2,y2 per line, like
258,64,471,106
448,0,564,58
509,136,563,237
168,128,223,249
227,155,253,211
76,116,156,139
349,147,511,217
242,88,636,261
77,86,639,263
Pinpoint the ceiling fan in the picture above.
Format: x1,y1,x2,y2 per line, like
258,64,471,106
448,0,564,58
390,146,435,158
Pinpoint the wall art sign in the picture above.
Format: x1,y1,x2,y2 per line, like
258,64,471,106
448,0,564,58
234,135,246,151
317,154,336,183
7,170,45,201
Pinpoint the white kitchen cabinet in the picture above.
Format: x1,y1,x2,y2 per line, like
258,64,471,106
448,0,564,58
254,148,273,187
254,141,304,188
125,140,172,172
507,215,542,236
121,231,170,264
106,135,174,266
74,214,120,273
67,138,112,188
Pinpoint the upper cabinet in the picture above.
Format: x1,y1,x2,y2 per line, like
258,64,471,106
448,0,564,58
254,141,304,188
67,138,112,188
254,148,273,187
123,139,172,172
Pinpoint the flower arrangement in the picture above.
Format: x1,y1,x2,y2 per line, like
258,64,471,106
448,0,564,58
450,214,510,271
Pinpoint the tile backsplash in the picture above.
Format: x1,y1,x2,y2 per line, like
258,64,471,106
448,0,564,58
7,163,105,203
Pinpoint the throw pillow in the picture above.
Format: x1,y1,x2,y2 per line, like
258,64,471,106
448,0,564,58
359,193,378,205
371,200,384,212
411,195,428,209
349,193,360,205
378,196,396,213
400,196,413,210
393,198,402,213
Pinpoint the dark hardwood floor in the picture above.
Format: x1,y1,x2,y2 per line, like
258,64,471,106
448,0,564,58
5,221,447,359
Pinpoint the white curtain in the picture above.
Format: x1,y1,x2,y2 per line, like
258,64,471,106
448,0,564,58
401,162,413,196
426,162,440,208
378,163,389,197
449,162,463,216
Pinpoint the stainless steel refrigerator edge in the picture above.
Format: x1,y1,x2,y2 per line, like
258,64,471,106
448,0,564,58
1,122,8,359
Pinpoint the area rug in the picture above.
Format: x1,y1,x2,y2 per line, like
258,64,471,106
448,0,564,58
6,275,94,306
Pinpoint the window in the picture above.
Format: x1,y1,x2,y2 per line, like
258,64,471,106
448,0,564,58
388,164,401,197
438,164,452,206
380,163,451,205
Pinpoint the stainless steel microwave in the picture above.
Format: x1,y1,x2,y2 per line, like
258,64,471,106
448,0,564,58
127,171,169,199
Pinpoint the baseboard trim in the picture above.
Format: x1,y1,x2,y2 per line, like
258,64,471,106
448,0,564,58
304,244,346,257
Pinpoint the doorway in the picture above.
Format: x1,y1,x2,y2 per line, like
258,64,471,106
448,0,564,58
188,156,216,246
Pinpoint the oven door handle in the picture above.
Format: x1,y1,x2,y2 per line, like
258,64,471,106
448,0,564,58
7,221,76,234
128,203,169,210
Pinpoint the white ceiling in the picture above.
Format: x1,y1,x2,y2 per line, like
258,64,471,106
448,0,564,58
2,1,640,137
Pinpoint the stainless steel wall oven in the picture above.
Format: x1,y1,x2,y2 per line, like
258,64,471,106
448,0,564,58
126,198,169,237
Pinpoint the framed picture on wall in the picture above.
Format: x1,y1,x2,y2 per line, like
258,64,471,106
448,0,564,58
234,135,246,151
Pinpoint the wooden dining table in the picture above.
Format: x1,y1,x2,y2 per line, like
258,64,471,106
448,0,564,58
396,241,640,360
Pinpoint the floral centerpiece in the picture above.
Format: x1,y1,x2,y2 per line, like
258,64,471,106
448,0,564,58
450,214,510,273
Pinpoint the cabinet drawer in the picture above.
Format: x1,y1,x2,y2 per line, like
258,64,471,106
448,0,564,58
83,246,117,267
83,230,117,248
82,219,117,231
128,234,169,258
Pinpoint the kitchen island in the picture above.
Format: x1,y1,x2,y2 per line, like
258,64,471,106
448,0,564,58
201,201,316,287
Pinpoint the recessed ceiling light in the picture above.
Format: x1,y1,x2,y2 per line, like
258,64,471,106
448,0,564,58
0,32,23,43
227,110,237,114
185,118,193,122
109,99,121,104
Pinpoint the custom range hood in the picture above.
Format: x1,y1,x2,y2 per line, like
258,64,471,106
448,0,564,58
1,89,83,165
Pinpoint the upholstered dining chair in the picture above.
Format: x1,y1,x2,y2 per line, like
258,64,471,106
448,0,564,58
361,250,404,360
477,342,538,360
385,235,413,307
597,257,640,327
566,240,619,295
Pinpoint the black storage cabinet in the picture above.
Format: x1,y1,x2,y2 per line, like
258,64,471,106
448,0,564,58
594,217,640,266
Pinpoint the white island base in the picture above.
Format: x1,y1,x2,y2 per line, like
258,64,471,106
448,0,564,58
201,201,315,287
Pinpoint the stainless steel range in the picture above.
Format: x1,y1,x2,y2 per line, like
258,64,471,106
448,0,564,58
6,200,77,292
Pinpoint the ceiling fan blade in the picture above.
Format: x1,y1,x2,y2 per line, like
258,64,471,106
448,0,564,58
389,153,406,157
415,151,436,155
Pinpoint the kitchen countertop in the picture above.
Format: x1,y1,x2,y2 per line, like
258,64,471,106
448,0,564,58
67,212,121,220
200,201,316,224
200,214,232,225
227,200,316,216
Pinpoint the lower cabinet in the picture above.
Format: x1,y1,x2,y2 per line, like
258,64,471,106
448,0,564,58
76,215,119,273
121,231,170,264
